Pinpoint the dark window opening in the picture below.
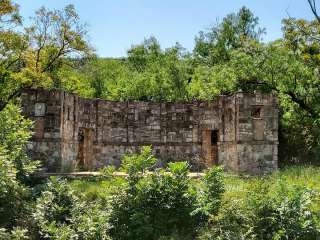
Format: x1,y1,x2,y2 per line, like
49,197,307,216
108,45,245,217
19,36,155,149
211,130,219,145
251,107,261,118
227,108,233,121
67,107,70,120
44,114,55,130
78,129,84,141
84,103,90,114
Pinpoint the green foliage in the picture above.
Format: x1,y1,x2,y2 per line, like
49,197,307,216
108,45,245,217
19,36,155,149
0,146,28,228
200,167,225,216
59,58,131,99
187,65,237,100
34,178,78,228
199,179,320,240
120,145,157,182
64,37,192,102
67,164,320,240
122,37,191,101
107,151,226,239
99,165,116,178
34,177,110,240
0,104,38,229
70,165,320,240
0,104,38,180
249,182,320,239
194,6,265,65
0,2,92,111
68,176,127,204
109,160,202,240
0,227,29,240
197,200,252,240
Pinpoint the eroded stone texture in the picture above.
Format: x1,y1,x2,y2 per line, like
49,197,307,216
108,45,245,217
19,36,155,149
21,88,278,174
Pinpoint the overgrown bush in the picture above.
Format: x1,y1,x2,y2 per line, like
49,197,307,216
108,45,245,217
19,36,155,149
248,182,320,240
197,200,252,240
0,104,39,231
0,104,39,182
200,166,225,216
199,179,320,240
120,145,157,183
34,177,111,240
108,147,226,239
0,227,29,240
0,146,28,228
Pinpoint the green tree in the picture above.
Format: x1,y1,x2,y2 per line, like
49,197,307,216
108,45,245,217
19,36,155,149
0,2,93,112
0,0,26,111
123,37,191,101
190,6,320,163
193,6,265,66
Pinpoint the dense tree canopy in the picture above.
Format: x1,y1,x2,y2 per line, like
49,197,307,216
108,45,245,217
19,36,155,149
193,6,265,66
0,1,92,111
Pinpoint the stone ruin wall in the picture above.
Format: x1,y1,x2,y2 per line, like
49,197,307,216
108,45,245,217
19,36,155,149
235,93,278,173
21,88,278,174
22,90,62,171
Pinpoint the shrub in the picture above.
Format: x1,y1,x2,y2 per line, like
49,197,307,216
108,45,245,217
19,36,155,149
120,145,157,183
0,146,29,228
199,179,320,240
200,166,225,216
109,147,202,239
0,104,39,231
0,227,29,240
34,177,111,240
0,104,39,182
248,182,320,240
197,200,252,240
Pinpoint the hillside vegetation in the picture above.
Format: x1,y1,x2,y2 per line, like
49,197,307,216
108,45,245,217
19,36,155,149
1,0,320,239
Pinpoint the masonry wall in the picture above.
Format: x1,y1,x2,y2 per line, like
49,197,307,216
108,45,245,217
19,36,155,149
235,92,278,174
22,89,63,171
22,89,278,174
61,93,222,170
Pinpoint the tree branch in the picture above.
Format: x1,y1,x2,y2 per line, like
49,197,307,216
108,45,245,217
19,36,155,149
285,90,318,118
41,42,66,73
308,0,320,23
0,89,22,112
243,78,318,118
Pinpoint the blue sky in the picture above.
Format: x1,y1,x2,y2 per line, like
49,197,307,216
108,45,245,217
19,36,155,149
16,0,313,57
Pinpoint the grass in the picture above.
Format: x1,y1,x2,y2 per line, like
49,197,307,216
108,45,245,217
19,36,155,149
223,166,320,213
69,176,127,201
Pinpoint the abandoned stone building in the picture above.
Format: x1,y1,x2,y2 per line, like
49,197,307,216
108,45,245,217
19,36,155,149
21,88,278,174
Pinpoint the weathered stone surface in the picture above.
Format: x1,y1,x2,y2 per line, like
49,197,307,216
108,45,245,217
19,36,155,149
21,88,278,174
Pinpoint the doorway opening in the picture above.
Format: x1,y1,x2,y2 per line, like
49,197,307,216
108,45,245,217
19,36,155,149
202,129,219,167
211,130,219,145
78,128,94,170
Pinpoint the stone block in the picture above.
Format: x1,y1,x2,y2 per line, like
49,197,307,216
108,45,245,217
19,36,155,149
35,103,46,117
